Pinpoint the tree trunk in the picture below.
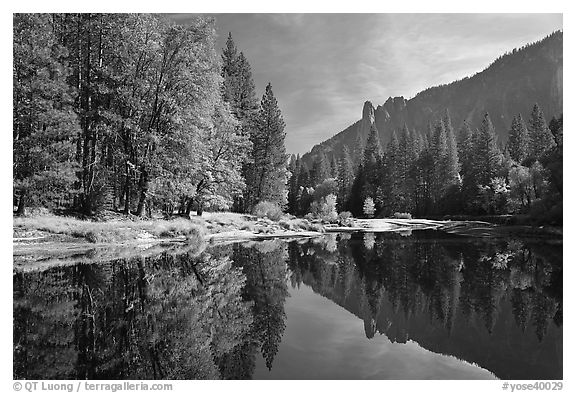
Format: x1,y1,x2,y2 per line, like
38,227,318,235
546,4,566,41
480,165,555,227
16,192,27,216
135,166,149,216
124,162,131,214
185,199,194,217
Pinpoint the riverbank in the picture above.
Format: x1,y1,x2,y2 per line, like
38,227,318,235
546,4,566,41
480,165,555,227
13,213,561,271
13,211,326,258
327,218,562,239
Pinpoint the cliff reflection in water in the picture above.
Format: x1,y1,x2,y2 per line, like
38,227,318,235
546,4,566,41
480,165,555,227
13,231,562,380
286,232,562,380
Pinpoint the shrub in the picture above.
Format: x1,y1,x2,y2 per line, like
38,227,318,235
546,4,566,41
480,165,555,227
153,218,205,240
317,194,338,223
310,223,325,233
252,201,283,221
338,211,354,226
393,212,412,219
279,220,294,230
313,178,338,201
363,197,375,218
306,194,338,223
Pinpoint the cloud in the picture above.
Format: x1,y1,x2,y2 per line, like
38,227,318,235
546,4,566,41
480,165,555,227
168,13,562,154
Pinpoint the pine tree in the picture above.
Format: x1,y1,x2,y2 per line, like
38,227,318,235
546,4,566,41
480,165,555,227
310,152,330,186
397,125,412,183
413,142,434,216
430,119,448,206
362,125,382,207
473,113,504,187
457,120,476,208
245,83,288,210
507,114,530,163
221,32,238,104
380,130,400,215
352,131,365,169
296,162,311,214
348,165,365,216
548,115,563,147
13,13,80,215
397,125,417,212
443,110,461,187
330,154,339,178
363,124,382,167
234,52,259,125
221,35,259,122
297,161,310,189
337,145,354,211
220,34,259,213
457,120,473,164
528,103,556,160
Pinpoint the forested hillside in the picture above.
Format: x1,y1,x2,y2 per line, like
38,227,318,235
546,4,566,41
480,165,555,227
303,31,563,167
290,31,562,223
13,14,288,216
289,106,562,223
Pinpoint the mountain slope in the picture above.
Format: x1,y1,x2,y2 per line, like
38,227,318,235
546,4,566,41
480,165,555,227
302,31,563,166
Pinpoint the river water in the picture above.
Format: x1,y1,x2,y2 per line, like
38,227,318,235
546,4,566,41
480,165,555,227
13,231,562,380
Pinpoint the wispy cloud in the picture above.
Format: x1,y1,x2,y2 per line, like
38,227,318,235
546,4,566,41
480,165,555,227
169,13,562,154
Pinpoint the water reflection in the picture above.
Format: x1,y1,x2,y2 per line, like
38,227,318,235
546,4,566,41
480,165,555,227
13,231,562,380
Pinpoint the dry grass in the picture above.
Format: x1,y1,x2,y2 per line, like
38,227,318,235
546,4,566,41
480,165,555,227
14,215,205,244
13,211,324,246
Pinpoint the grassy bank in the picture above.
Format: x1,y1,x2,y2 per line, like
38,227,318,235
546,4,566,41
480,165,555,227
13,211,327,270
14,215,206,243
13,211,325,248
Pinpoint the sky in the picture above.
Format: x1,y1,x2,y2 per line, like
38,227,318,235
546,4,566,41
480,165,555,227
167,14,562,155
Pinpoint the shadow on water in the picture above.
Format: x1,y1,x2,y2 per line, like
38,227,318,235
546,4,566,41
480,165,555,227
13,231,562,380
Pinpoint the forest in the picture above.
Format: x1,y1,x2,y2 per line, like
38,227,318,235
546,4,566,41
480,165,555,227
13,13,288,217
13,13,563,226
288,107,563,224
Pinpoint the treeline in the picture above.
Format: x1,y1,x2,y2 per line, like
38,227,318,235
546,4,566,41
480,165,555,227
288,105,562,224
13,14,288,216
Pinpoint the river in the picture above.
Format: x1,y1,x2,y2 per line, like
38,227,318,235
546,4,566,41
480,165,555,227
13,230,562,380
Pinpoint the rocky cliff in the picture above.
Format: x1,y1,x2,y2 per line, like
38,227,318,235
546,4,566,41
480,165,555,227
303,31,563,166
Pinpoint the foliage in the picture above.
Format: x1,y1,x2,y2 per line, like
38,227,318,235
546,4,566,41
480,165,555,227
13,14,80,215
13,15,281,219
508,165,533,212
528,104,556,161
244,83,289,210
310,152,331,186
252,201,283,221
309,193,338,223
337,146,355,211
286,103,560,225
508,114,530,164
477,177,510,215
363,197,375,218
338,211,354,226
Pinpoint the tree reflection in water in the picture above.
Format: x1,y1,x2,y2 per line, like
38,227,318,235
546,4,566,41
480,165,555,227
13,231,561,380
285,231,562,379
